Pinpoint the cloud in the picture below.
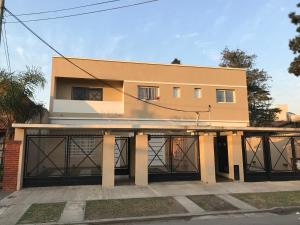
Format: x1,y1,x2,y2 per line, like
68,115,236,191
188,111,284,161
16,47,25,59
174,32,199,39
239,32,257,44
95,34,127,58
213,16,227,27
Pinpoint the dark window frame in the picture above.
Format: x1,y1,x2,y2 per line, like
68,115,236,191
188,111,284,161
71,87,103,101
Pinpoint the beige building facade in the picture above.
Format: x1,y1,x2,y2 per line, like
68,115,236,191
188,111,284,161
49,57,249,127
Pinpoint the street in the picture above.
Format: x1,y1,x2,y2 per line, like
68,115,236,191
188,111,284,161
129,213,300,225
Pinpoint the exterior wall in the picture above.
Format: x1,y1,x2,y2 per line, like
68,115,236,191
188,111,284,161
3,141,21,192
123,81,248,121
199,133,216,184
55,77,123,101
227,132,244,181
49,57,249,126
275,104,289,121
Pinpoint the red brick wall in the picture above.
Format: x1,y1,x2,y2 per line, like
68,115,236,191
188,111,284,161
3,141,21,192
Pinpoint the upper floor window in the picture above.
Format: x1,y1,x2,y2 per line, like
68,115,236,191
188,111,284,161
194,88,202,98
138,86,159,100
72,87,103,101
173,87,181,98
216,89,235,103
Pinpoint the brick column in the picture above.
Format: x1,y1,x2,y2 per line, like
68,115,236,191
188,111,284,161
3,141,21,192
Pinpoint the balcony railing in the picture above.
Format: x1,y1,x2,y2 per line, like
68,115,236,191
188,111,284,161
52,99,124,114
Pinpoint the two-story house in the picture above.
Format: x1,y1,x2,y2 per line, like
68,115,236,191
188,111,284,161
6,56,254,190
49,56,249,127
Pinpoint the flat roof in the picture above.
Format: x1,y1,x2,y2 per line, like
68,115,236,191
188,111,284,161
52,56,246,72
12,123,300,133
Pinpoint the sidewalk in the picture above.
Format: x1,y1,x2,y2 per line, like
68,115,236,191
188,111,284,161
0,180,300,225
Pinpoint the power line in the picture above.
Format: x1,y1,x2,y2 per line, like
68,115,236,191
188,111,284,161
4,7,211,114
5,0,159,24
5,0,124,17
2,20,11,72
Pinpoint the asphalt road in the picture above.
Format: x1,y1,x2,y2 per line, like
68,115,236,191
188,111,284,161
128,212,300,225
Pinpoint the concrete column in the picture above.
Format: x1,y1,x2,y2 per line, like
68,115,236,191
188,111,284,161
15,128,25,191
199,133,216,184
135,134,148,186
102,134,115,188
227,132,244,182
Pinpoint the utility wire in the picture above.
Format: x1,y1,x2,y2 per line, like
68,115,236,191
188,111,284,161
5,0,159,24
5,0,124,17
2,21,11,72
4,7,211,113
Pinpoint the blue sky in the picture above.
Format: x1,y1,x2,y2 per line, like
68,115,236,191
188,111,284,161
1,0,300,113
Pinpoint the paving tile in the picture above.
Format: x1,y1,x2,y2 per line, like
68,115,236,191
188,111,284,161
59,201,86,223
217,194,257,210
174,196,205,213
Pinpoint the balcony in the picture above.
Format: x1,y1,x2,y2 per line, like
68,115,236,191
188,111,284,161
52,99,124,114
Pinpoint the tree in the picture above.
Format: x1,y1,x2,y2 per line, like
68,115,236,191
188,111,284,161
220,48,280,126
171,58,181,64
288,2,300,76
0,67,46,139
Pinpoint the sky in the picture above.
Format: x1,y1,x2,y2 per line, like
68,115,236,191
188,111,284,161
1,0,300,113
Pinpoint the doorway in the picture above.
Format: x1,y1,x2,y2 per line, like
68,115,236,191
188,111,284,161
215,136,231,182
114,137,131,185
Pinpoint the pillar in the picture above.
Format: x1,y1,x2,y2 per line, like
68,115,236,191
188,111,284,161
135,133,148,186
3,141,21,192
227,131,244,182
199,133,216,184
3,127,25,191
102,134,115,188
15,128,25,191
3,128,25,191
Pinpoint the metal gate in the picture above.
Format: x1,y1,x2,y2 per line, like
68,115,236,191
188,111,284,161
148,135,200,181
23,135,103,187
114,137,129,175
243,134,300,181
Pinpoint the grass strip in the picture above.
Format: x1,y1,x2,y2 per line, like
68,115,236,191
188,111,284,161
85,197,187,220
18,202,65,224
232,191,300,209
187,194,238,211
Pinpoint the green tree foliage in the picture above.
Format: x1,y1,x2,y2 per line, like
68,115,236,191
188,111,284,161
289,3,300,76
0,67,46,139
220,48,280,126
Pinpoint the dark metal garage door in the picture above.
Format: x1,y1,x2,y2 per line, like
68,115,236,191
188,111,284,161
148,135,200,182
243,133,300,181
23,135,103,187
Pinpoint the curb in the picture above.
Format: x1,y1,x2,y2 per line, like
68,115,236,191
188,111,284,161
20,206,300,225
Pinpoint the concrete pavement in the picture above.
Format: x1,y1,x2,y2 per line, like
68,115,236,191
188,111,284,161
0,180,300,225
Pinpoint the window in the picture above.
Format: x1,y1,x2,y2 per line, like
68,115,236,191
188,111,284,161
72,87,103,101
216,89,235,103
194,88,202,98
173,87,181,98
138,86,159,100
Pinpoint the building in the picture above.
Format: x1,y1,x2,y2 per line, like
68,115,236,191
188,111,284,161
272,104,300,127
3,57,300,191
49,56,249,127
